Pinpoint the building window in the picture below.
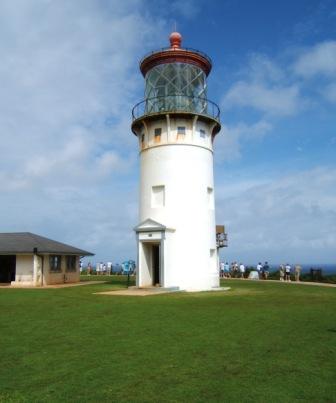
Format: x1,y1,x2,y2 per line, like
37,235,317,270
66,256,77,272
154,128,161,143
200,129,206,138
151,185,165,207
49,255,62,273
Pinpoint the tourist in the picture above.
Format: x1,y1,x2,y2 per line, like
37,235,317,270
263,261,270,280
256,262,262,278
224,262,230,278
285,263,291,281
294,264,302,282
87,262,92,275
230,262,235,277
219,261,225,277
107,261,112,275
279,264,285,281
239,263,245,278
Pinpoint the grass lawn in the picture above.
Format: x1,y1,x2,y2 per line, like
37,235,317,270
0,278,335,402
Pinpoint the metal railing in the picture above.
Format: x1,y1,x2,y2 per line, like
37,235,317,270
132,95,220,121
140,47,212,67
216,232,228,248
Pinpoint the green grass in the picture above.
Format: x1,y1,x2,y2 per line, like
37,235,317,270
0,279,335,402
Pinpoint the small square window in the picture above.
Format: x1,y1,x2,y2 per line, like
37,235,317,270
200,129,206,138
154,128,161,143
151,185,165,207
177,126,186,135
207,187,214,209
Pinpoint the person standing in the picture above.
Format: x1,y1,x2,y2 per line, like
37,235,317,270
219,261,225,278
263,261,270,280
230,262,235,277
87,262,92,275
285,263,291,281
279,264,285,281
294,264,302,282
239,263,245,279
234,262,239,278
256,262,262,278
224,262,230,278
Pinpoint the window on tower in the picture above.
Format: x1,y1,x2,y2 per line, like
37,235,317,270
141,134,145,149
200,129,206,138
177,126,186,140
154,128,162,143
151,185,165,207
207,187,214,209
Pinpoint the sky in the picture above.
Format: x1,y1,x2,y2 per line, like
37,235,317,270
0,0,335,265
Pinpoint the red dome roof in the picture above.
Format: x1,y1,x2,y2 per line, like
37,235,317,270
139,32,212,77
169,31,182,48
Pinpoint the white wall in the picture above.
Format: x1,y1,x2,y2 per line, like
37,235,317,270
14,255,34,284
137,116,219,291
12,254,80,286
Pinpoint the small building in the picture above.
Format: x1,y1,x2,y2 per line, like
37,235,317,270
0,232,94,286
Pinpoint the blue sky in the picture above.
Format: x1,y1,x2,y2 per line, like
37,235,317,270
0,0,335,265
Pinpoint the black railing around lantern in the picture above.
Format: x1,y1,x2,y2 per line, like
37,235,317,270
132,95,220,122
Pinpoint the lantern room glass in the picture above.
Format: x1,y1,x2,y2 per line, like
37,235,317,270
144,63,208,115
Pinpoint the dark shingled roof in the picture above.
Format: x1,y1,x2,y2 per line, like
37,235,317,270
0,232,94,256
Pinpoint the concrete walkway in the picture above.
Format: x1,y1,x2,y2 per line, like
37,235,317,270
95,286,231,297
222,278,336,288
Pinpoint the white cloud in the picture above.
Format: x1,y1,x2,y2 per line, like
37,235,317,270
216,167,336,263
294,41,336,77
242,54,284,83
222,81,301,116
170,0,202,20
221,53,303,116
0,0,167,261
325,82,336,103
214,120,272,162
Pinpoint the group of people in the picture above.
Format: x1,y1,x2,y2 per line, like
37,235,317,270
84,260,136,275
219,261,303,282
220,261,270,279
84,261,113,275
279,264,302,282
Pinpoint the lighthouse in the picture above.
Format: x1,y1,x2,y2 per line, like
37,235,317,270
132,32,222,291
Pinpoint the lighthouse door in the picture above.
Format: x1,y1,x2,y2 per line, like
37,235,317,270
152,244,160,286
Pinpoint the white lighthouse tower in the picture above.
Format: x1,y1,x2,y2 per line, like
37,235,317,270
132,32,222,291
